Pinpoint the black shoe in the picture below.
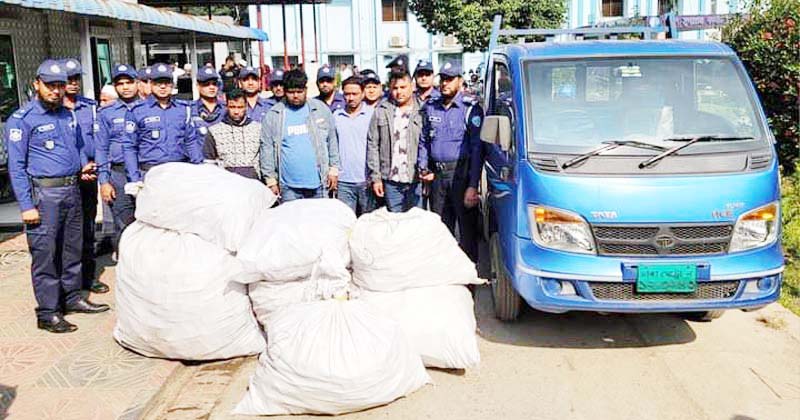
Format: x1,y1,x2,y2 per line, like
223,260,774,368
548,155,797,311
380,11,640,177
65,298,110,314
37,314,78,333
89,281,110,294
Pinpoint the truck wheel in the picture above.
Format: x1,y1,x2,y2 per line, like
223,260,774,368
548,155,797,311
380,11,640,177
685,310,725,322
490,233,522,321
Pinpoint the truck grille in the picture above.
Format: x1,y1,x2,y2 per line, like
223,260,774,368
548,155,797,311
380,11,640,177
588,281,740,301
592,224,734,256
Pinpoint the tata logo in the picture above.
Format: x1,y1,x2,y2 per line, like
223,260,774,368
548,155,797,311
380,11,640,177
654,235,676,249
591,211,618,220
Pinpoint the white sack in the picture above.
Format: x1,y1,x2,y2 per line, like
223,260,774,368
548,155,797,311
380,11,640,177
247,277,355,327
135,162,277,252
361,285,480,369
350,207,481,291
113,221,265,360
236,199,356,282
234,300,431,416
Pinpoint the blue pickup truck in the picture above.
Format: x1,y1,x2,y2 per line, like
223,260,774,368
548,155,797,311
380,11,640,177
480,17,783,321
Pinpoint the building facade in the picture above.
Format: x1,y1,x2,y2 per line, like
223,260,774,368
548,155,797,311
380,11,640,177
249,0,747,81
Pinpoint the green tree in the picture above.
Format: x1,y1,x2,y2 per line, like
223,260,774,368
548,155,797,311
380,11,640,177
408,0,567,52
722,0,800,171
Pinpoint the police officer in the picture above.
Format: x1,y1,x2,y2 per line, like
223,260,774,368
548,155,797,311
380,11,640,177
192,65,226,138
267,69,286,106
413,59,440,104
96,64,139,254
315,65,346,112
136,66,152,100
360,69,383,108
123,63,203,186
418,61,483,262
386,54,410,74
62,58,108,294
4,60,110,333
238,65,271,122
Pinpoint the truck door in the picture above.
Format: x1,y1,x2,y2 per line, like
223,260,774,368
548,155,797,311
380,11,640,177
485,58,517,244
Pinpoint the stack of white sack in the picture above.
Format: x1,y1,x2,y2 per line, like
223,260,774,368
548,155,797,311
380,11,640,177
350,207,483,369
114,221,266,360
134,162,277,252
234,300,431,416
236,199,357,325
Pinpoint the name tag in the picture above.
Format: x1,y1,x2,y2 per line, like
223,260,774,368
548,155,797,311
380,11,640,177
36,123,56,133
287,124,309,136
113,117,125,124
143,116,161,124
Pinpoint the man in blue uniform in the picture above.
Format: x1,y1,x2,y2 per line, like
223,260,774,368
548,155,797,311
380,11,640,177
413,59,440,105
192,65,226,140
315,65,345,112
62,58,108,294
267,69,285,106
123,63,203,186
239,66,271,122
4,60,110,333
360,70,383,108
418,61,483,262
96,64,139,254
137,66,152,101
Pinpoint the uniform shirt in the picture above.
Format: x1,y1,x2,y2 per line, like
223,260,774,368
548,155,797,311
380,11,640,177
70,95,97,160
418,92,483,188
415,87,441,105
333,105,374,183
123,95,203,182
4,99,86,211
245,96,272,122
316,92,346,113
280,104,320,189
96,99,137,184
192,99,226,127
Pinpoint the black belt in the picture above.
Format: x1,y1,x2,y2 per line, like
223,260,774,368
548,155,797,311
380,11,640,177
432,159,468,173
139,163,158,172
31,175,79,188
111,162,125,171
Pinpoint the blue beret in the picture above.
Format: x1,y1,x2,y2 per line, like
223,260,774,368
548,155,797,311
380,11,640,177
414,60,433,75
317,65,335,81
62,58,83,77
112,64,137,81
37,60,68,83
149,63,173,81
269,69,285,83
239,66,259,79
438,60,462,78
197,66,220,82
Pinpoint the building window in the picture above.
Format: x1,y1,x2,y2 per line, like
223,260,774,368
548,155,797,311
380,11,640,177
327,54,354,68
659,0,676,14
382,0,407,22
91,38,113,96
272,56,299,71
0,35,19,123
602,0,624,17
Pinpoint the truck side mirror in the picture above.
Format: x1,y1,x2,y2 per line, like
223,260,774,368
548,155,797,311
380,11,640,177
480,115,512,152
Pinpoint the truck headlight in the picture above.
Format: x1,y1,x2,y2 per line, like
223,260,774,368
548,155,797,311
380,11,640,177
729,202,779,253
528,205,596,254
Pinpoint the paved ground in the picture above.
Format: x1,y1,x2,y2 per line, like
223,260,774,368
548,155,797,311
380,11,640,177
145,289,800,420
0,234,181,420
2,230,799,420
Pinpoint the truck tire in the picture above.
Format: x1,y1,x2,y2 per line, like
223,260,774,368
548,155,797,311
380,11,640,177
490,233,522,321
685,310,725,322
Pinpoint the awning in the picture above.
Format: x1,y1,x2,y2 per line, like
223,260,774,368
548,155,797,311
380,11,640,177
0,0,268,41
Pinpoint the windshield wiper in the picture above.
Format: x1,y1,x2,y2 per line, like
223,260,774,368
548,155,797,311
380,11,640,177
561,141,668,170
638,135,754,169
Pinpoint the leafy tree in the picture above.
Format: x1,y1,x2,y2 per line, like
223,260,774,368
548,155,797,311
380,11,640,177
408,0,567,52
722,0,799,171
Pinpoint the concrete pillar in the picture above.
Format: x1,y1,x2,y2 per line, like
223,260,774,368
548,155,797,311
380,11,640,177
190,32,199,100
78,18,95,100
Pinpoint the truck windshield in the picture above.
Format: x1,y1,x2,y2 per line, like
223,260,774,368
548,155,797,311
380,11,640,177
524,57,766,153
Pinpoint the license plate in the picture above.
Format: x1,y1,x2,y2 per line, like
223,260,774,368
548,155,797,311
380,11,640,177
636,264,697,293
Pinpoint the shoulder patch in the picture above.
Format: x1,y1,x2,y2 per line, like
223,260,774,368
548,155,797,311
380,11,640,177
11,108,30,119
8,128,22,142
471,115,482,127
198,126,208,135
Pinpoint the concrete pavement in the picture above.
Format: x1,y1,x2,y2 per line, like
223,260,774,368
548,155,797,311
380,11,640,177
0,234,181,420
147,289,800,420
